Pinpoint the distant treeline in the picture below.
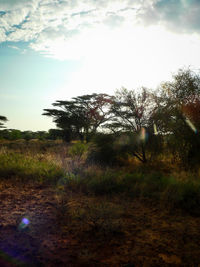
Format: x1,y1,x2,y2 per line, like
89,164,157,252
0,128,63,141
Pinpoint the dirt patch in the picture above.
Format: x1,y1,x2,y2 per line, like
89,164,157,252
0,181,200,266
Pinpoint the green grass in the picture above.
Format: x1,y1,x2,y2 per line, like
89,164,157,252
64,168,200,215
0,151,64,184
1,142,200,216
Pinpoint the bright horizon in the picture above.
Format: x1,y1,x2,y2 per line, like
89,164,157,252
1,0,200,131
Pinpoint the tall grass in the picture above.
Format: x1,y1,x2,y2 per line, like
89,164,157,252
0,150,64,184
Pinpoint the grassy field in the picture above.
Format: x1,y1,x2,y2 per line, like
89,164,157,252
0,140,200,266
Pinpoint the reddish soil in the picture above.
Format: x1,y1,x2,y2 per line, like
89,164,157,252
0,181,200,266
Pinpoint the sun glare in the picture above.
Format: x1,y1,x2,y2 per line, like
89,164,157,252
51,24,200,99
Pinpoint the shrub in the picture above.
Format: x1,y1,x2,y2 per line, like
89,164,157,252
87,133,125,166
68,142,88,160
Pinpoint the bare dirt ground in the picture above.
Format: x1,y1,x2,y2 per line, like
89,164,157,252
0,181,200,266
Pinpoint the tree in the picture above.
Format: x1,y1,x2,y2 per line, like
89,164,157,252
152,68,200,167
43,93,112,142
0,115,7,128
9,129,22,140
48,129,63,140
106,87,154,163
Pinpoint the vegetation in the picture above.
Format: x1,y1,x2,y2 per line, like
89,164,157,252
0,128,63,141
1,68,200,265
43,93,112,142
0,148,64,184
0,115,7,128
41,68,200,168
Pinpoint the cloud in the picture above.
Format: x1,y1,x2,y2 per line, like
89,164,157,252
8,45,20,50
0,0,200,60
138,0,200,34
103,13,125,28
0,0,140,59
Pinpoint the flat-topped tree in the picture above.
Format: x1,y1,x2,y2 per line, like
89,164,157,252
0,115,8,128
43,93,112,142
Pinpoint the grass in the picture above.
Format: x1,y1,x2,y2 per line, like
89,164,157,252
0,149,64,184
63,167,200,215
55,192,124,239
1,140,200,215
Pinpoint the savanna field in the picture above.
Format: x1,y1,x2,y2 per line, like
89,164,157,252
1,69,200,266
1,139,200,266
2,0,200,264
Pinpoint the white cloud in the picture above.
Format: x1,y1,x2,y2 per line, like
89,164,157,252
0,28,6,42
138,0,200,34
8,45,20,50
0,0,200,62
0,0,140,56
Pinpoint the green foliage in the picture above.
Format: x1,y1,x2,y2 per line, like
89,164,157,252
68,142,88,160
8,129,22,140
0,151,64,184
48,128,63,140
0,129,52,141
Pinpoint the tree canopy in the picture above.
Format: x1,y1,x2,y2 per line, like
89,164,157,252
0,115,7,128
43,93,112,142
42,68,200,167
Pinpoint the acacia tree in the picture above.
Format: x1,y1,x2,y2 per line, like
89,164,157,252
106,87,154,163
0,115,7,128
43,93,112,142
152,68,200,167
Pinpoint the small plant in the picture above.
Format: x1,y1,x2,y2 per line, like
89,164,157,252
70,200,123,238
68,142,88,160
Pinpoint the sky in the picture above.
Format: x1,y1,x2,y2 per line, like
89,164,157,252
1,0,200,131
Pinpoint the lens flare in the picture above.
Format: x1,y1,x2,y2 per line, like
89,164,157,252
18,217,30,230
153,123,158,135
22,218,29,225
185,117,197,133
140,127,148,143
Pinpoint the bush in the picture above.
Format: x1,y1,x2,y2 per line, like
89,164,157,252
87,134,122,166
